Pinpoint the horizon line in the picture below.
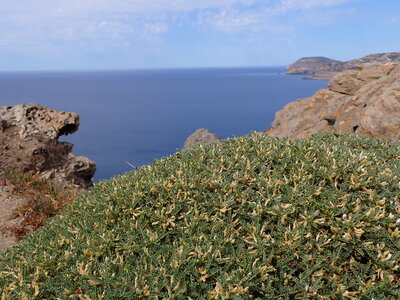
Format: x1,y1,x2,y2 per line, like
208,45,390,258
0,65,288,73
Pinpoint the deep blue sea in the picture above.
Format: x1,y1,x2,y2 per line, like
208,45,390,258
0,67,327,181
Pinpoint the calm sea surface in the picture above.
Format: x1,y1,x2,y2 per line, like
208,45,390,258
0,67,327,181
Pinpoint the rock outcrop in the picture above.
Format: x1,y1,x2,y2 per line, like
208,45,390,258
0,104,96,188
287,57,341,75
266,64,400,143
183,128,223,149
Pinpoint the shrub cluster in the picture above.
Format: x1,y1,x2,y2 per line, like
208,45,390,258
0,132,399,299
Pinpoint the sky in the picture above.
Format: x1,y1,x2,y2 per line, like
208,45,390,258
0,0,399,70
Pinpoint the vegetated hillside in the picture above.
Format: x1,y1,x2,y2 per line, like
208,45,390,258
286,57,341,75
1,133,399,299
287,52,400,79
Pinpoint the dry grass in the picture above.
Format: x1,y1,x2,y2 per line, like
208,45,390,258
5,173,77,240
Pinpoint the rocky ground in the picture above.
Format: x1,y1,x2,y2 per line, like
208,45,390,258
0,184,25,252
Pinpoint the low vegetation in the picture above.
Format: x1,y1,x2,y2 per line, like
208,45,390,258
5,173,77,239
0,132,399,299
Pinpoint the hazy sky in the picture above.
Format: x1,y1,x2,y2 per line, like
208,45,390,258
0,0,399,70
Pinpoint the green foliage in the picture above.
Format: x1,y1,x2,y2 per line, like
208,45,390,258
0,132,399,299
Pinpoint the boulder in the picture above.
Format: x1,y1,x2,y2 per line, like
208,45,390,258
0,104,96,188
266,64,400,143
327,64,396,95
183,128,223,149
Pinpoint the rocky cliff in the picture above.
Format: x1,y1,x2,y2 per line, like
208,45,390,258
266,64,400,143
0,104,96,188
286,57,341,75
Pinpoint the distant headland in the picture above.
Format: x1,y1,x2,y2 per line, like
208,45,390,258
287,52,400,79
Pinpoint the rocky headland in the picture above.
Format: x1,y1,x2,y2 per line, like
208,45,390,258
287,56,341,75
267,63,400,142
288,52,400,79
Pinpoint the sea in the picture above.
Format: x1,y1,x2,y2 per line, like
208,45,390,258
0,67,328,181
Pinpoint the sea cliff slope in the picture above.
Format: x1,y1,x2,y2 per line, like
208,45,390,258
267,63,400,142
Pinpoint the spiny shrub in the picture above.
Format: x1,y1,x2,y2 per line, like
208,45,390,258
0,132,399,299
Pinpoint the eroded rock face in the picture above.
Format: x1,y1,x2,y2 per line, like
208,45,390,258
0,104,96,188
266,64,400,143
0,104,79,139
184,128,223,149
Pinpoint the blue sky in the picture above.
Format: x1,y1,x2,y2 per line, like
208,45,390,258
0,0,399,70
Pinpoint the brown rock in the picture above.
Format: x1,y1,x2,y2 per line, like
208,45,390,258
266,64,400,143
0,104,95,252
184,128,223,149
0,104,96,188
0,103,79,139
328,64,396,95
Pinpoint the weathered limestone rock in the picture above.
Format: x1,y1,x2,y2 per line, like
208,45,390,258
184,128,223,149
266,64,400,143
0,104,79,139
0,104,96,188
